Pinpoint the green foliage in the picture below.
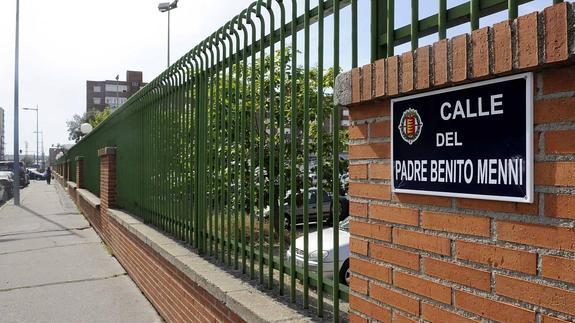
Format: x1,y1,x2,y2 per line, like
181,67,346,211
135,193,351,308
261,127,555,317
90,107,113,128
196,47,349,211
66,113,90,142
66,107,113,142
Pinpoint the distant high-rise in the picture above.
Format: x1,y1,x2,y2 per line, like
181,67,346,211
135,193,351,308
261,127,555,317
86,71,146,113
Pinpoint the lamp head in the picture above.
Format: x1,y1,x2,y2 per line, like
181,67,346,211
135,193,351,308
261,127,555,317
80,123,93,135
158,2,170,12
158,0,178,12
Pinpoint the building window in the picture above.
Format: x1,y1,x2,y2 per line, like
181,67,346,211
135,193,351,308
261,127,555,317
105,84,128,93
341,119,350,126
93,97,101,104
342,108,349,116
105,97,128,108
93,86,101,92
132,82,139,87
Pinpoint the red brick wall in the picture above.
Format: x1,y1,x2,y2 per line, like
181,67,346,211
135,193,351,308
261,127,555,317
67,147,245,323
106,213,245,323
99,148,116,245
78,194,101,235
347,3,575,322
76,157,83,189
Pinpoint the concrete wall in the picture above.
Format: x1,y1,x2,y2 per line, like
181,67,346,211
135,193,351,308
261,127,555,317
339,3,575,322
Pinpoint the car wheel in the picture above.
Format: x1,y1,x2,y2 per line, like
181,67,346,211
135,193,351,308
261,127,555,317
339,259,350,286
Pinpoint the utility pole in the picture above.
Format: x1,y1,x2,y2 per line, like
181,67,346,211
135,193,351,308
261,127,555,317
13,0,21,205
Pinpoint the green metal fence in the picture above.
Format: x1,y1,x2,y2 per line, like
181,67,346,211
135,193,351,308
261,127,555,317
57,0,561,320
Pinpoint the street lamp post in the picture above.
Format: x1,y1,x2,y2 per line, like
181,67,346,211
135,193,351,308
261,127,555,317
115,74,119,108
13,0,21,205
158,0,179,68
23,106,39,168
34,131,44,170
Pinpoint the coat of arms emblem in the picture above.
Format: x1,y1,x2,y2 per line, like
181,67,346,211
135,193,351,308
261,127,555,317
398,108,423,145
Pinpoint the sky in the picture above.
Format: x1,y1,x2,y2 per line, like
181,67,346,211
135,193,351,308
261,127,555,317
0,0,552,158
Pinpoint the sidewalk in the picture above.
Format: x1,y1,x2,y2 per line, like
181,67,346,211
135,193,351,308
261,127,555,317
0,181,162,323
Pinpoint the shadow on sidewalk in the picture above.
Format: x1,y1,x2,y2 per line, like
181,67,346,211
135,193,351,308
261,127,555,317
17,205,82,237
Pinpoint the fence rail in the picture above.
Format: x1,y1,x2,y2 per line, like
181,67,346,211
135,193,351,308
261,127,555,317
57,0,562,320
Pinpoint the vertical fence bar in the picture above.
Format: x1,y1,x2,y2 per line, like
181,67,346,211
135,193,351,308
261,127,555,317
194,56,200,249
289,0,298,304
226,29,234,266
508,0,518,19
276,0,286,296
170,70,176,239
154,80,159,230
219,32,227,263
185,59,193,246
213,41,221,258
381,0,388,57
167,72,173,237
231,23,241,271
208,47,215,256
176,67,184,241
352,0,358,67
167,71,172,234
411,0,419,50
439,0,446,39
262,2,276,290
195,57,201,250
387,0,394,57
303,0,311,309
256,11,266,285
471,0,480,30
239,13,249,276
200,52,207,253
316,0,325,316
162,74,168,233
333,0,341,319
371,0,377,62
248,14,257,281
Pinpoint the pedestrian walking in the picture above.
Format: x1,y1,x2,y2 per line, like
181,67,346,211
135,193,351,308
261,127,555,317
45,167,51,185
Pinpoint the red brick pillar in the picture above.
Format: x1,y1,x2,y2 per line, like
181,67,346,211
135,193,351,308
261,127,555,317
338,3,575,323
75,156,84,189
65,160,70,183
98,147,116,244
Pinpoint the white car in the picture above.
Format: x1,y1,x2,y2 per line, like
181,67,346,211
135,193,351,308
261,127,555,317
286,217,350,285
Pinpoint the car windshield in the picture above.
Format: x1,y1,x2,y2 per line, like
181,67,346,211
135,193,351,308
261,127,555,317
0,164,12,171
339,217,350,231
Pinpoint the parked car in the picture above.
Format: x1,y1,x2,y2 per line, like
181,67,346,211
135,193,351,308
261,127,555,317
286,217,350,285
263,187,350,229
0,161,28,188
0,171,14,202
263,187,332,229
28,169,46,180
